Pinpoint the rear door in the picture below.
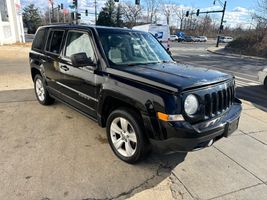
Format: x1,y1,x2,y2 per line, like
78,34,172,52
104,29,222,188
43,29,66,98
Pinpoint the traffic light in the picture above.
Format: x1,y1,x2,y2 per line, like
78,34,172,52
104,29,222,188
58,5,60,10
85,9,88,16
76,12,81,20
73,0,77,8
114,0,119,2
196,9,200,16
61,3,63,10
135,0,140,5
186,11,189,17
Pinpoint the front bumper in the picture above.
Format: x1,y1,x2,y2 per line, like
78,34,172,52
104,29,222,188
150,100,242,153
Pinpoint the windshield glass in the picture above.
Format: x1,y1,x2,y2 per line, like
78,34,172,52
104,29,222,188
98,30,173,66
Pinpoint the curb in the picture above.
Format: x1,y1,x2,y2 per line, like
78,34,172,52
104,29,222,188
207,48,267,61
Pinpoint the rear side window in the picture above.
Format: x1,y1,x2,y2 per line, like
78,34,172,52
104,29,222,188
46,30,64,54
32,28,47,51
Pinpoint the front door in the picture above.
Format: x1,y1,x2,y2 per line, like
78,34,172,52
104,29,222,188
56,30,100,118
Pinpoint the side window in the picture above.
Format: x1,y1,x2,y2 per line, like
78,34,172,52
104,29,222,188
46,30,64,54
65,31,95,61
32,29,47,51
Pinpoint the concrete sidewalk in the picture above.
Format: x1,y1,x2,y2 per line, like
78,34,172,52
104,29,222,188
128,100,267,200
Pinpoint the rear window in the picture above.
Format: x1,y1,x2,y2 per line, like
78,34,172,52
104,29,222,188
32,28,47,51
46,30,64,54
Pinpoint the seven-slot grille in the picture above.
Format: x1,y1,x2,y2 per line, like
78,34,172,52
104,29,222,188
204,83,235,119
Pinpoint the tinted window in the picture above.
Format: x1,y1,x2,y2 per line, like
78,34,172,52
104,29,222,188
98,31,173,66
46,30,64,54
65,31,95,60
32,29,47,50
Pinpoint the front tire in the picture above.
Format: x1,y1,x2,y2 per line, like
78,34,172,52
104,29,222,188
106,108,148,163
34,74,55,105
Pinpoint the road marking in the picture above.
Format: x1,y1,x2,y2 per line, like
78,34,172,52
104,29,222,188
209,66,258,79
176,55,190,58
235,80,260,87
199,54,210,57
180,62,258,78
178,61,259,79
235,76,260,84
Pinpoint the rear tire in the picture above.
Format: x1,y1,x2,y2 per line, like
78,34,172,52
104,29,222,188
106,108,148,163
34,74,55,105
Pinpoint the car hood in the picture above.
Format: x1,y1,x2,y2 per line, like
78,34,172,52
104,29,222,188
117,62,232,92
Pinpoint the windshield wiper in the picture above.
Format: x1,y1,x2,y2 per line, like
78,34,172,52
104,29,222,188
126,61,175,66
126,62,158,66
161,60,175,63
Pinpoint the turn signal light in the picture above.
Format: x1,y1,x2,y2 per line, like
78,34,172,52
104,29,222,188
157,112,184,121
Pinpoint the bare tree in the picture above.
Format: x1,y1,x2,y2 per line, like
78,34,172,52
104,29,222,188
121,2,142,27
256,0,267,22
145,0,159,23
173,6,186,30
162,3,174,25
200,15,212,35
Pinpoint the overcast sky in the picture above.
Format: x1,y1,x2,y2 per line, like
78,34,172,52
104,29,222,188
20,0,257,28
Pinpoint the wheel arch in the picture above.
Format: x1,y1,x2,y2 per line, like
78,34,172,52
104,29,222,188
97,92,155,139
31,67,41,81
264,76,267,88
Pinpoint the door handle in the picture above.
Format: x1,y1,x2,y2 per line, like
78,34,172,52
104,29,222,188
60,65,69,71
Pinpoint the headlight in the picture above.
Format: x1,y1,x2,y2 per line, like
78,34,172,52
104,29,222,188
184,94,199,115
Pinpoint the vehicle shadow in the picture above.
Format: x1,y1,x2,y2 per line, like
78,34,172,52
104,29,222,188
0,88,187,200
236,85,267,111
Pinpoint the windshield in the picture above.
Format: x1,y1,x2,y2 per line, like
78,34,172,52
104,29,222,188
97,30,173,66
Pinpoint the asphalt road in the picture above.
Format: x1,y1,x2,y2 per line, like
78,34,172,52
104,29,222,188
170,41,267,110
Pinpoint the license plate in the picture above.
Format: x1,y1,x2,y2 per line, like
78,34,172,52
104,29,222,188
225,117,240,137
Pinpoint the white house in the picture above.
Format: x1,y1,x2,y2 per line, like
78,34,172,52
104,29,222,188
0,0,25,45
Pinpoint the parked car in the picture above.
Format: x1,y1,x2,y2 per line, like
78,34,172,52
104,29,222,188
30,25,242,163
184,36,195,42
258,67,267,89
197,36,208,42
177,31,185,42
194,36,201,42
219,36,233,43
132,24,170,50
170,35,178,41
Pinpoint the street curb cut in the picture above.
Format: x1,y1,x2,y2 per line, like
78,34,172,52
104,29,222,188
207,48,267,61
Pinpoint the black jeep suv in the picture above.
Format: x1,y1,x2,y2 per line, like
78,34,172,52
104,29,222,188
30,25,242,163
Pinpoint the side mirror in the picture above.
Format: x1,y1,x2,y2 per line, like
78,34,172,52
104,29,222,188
70,52,96,68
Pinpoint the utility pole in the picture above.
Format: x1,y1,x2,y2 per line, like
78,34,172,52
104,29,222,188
48,7,51,23
63,11,66,23
185,0,227,47
51,1,54,22
57,5,60,22
94,0,97,25
216,1,227,47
